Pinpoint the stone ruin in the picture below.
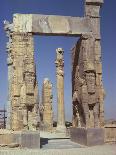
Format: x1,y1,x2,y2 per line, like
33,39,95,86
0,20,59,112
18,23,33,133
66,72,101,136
41,78,53,132
1,0,106,148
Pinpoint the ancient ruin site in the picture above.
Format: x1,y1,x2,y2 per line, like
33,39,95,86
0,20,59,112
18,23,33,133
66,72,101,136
0,0,116,155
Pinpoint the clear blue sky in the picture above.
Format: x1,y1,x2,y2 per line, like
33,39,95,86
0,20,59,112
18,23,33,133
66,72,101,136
0,0,116,121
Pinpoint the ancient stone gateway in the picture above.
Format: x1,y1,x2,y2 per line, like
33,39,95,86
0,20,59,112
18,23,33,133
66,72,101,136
3,0,105,148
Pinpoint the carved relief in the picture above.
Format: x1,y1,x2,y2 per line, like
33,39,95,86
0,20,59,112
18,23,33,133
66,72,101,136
72,34,104,128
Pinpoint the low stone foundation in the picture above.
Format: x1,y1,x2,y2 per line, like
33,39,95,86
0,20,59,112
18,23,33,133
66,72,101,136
105,124,116,142
70,127,104,146
0,130,40,149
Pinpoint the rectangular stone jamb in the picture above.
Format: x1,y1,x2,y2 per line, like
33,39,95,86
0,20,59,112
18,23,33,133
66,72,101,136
70,127,104,146
13,14,91,36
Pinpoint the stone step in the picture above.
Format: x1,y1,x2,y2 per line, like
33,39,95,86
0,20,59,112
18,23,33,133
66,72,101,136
40,131,69,139
48,139,70,143
42,146,79,149
41,139,82,149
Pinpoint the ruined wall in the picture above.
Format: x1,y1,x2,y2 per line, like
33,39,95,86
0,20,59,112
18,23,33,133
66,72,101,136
42,78,53,132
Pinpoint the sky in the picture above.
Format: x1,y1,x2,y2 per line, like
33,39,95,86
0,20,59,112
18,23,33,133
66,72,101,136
0,0,116,121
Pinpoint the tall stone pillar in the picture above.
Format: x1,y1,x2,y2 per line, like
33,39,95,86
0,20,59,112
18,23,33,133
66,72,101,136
70,0,105,146
4,21,13,129
7,31,40,131
55,48,66,132
85,0,105,127
42,78,53,132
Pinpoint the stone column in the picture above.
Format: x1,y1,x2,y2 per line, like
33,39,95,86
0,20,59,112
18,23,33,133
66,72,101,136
42,78,53,132
55,48,66,132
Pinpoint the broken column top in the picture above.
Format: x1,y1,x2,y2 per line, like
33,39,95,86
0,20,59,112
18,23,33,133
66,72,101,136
85,0,104,5
56,48,64,52
43,78,52,86
56,48,64,60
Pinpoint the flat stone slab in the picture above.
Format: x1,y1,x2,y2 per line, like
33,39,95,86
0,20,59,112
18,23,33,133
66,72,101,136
70,127,104,146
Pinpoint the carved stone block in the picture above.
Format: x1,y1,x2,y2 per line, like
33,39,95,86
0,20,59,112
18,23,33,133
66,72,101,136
70,127,104,146
19,131,40,149
0,131,40,149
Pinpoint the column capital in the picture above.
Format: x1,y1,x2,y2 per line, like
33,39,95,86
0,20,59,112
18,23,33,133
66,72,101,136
85,0,104,6
55,47,64,67
56,48,64,58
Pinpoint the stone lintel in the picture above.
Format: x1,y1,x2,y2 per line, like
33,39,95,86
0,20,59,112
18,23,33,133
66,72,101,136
13,14,91,36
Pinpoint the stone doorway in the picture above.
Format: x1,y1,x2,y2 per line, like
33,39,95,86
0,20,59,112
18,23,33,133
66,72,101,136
33,35,78,133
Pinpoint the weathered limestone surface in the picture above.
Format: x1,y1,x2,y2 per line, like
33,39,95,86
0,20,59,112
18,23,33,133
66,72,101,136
42,78,53,132
4,29,40,131
72,35,105,128
55,48,66,132
13,32,39,131
13,14,91,36
85,0,105,127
